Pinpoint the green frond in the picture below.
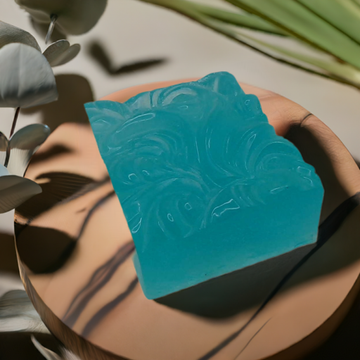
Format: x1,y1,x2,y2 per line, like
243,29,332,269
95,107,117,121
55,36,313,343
139,0,360,89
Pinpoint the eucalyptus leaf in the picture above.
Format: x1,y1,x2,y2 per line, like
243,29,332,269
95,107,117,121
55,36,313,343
0,133,8,167
31,336,82,360
31,336,62,360
0,133,8,151
43,40,81,67
0,290,49,333
15,0,108,35
7,124,50,176
0,164,9,177
0,20,41,51
0,43,58,108
10,124,50,150
0,174,42,213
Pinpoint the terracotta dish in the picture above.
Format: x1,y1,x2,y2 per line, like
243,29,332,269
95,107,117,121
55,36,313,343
14,79,360,360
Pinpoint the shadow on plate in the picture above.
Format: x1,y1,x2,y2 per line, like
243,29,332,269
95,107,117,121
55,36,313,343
15,120,360,321
156,245,313,318
21,74,94,131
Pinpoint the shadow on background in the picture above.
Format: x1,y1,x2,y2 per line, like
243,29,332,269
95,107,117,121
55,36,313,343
302,292,360,360
353,157,360,169
0,233,18,275
0,332,62,360
88,41,167,75
21,74,94,131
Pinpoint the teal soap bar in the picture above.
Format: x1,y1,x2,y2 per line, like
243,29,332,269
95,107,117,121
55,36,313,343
85,72,324,300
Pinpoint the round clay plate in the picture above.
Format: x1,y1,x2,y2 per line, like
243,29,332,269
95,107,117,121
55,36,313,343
14,79,360,360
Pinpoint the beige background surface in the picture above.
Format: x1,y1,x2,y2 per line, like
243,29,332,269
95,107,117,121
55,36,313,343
0,0,360,233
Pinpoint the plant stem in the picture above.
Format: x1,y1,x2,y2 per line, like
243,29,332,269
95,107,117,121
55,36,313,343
4,147,10,168
5,107,20,167
9,107,20,139
45,14,58,44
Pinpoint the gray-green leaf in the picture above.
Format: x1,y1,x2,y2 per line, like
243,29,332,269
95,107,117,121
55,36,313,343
7,124,50,176
0,132,8,167
0,172,42,213
0,20,41,51
43,40,81,67
31,336,82,360
0,164,9,177
15,0,108,35
0,290,49,333
31,336,62,360
0,43,58,108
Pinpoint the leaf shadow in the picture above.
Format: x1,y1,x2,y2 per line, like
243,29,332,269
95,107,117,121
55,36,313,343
16,172,95,220
21,74,94,131
88,41,167,76
30,144,73,165
0,233,19,274
16,225,77,274
0,332,62,360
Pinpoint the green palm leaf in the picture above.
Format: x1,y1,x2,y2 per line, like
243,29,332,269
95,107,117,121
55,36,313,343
140,0,360,89
188,2,286,35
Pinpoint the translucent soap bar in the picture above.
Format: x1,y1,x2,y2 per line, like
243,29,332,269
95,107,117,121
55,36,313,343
85,72,324,300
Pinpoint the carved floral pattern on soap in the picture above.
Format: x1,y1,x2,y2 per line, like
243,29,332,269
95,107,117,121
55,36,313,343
86,73,322,251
